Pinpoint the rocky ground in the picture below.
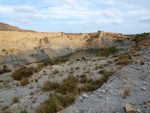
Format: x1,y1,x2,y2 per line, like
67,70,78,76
60,50,150,113
0,48,149,113
0,30,149,113
0,54,122,113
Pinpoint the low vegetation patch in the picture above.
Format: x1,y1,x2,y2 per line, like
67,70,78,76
139,58,145,65
12,96,19,103
122,86,132,98
40,57,69,67
98,47,119,57
39,65,116,113
117,54,132,66
57,76,78,94
42,81,60,91
12,66,40,80
21,77,29,86
115,39,123,42
20,109,28,113
79,74,87,83
36,93,75,113
53,69,60,74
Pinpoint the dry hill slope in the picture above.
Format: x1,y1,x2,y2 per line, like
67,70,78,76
0,22,35,32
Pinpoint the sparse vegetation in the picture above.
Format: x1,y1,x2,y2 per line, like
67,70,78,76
98,70,105,74
53,69,60,74
21,77,29,86
13,96,19,103
2,110,12,113
2,49,6,52
42,81,60,91
139,59,145,65
36,93,75,113
38,57,69,67
20,109,28,113
122,86,132,98
75,67,80,70
57,76,78,94
117,54,131,66
79,74,87,83
115,39,123,42
12,66,40,80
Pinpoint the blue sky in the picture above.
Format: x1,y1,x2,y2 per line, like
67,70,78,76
0,0,150,34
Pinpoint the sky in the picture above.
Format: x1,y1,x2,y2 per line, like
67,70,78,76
0,0,150,34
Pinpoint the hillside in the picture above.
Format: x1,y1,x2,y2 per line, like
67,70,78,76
0,23,150,113
0,28,128,65
0,22,35,32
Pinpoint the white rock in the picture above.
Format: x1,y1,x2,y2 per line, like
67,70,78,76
125,104,136,113
140,87,147,91
101,90,106,93
142,82,149,85
106,97,109,101
82,93,88,98
137,109,141,113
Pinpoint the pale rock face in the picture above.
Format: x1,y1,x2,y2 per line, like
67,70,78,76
0,31,126,65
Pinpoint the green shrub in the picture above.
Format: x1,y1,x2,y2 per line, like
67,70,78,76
108,47,118,53
20,109,28,113
133,39,137,41
81,57,86,61
85,83,95,91
115,39,123,42
76,59,80,61
2,49,6,52
86,78,93,83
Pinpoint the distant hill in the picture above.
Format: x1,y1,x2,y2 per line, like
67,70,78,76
0,22,36,32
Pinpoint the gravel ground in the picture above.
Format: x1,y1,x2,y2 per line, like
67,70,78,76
60,50,150,113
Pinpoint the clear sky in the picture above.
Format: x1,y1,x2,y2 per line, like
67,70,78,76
0,0,150,34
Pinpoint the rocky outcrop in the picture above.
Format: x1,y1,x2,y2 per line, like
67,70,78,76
0,31,127,65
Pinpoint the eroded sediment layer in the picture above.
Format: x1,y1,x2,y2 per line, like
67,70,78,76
0,31,127,65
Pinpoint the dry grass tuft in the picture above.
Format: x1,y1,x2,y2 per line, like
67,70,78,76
12,66,40,80
57,76,78,94
36,93,75,113
12,96,19,103
21,77,29,86
139,58,145,65
122,85,132,98
42,81,60,91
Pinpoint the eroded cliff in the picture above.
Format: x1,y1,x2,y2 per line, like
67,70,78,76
0,31,127,65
